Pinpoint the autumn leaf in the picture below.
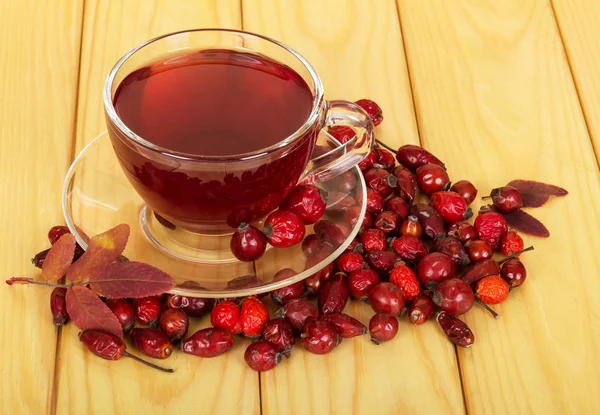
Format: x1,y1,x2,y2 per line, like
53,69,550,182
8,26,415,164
42,233,76,281
506,180,568,208
89,262,176,299
501,209,550,237
66,224,130,282
66,286,123,338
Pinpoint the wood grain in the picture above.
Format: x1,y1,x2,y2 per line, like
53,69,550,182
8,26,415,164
552,0,600,161
54,2,260,414
397,0,600,413
243,1,465,414
0,1,83,414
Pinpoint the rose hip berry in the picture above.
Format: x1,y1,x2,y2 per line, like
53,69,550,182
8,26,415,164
434,236,470,268
304,260,335,295
358,150,378,171
409,295,435,325
50,287,69,326
476,275,510,305
264,210,306,248
450,180,478,205
182,327,234,358
106,299,135,332
159,308,189,342
360,228,386,252
375,211,400,235
344,206,373,232
368,282,406,317
262,318,295,357
416,164,450,196
320,313,367,338
500,229,524,257
365,188,385,215
210,301,242,334
134,296,162,328
436,311,474,348
464,241,491,265
461,259,501,285
318,276,349,315
328,125,355,144
281,185,327,225
389,263,420,301
396,144,445,171
384,196,410,220
230,223,267,262
392,166,417,203
240,297,269,339
301,320,341,355
276,298,319,331
48,225,71,245
301,235,321,258
347,269,380,300
391,235,428,263
501,257,527,288
244,341,282,372
270,268,305,305
165,291,215,317
447,221,477,243
490,186,523,213
314,220,347,247
375,148,396,170
369,313,399,345
430,191,473,223
417,253,456,285
432,278,475,316
130,328,173,359
411,203,445,239
336,252,364,273
364,168,397,197
365,251,399,274
400,216,422,238
355,98,383,126
475,209,508,249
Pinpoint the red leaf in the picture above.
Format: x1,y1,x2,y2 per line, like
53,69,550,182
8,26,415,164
506,180,568,208
89,262,176,299
42,234,76,281
501,209,550,237
65,286,123,338
67,224,130,282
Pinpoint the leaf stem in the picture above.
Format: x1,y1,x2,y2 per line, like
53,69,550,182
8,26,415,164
123,351,174,373
498,246,534,265
475,298,499,319
5,277,87,288
375,139,396,153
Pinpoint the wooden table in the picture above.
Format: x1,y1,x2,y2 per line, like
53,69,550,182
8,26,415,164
2,1,599,413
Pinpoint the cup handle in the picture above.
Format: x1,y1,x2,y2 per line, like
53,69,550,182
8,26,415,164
299,100,374,185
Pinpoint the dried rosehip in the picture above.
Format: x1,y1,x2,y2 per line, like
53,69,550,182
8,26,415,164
358,150,378,172
374,211,400,235
430,191,472,224
343,206,373,232
369,313,399,344
270,268,305,305
344,237,363,254
447,221,477,243
364,188,385,215
336,252,364,273
411,203,445,239
365,251,399,274
355,98,383,126
134,296,162,328
408,295,434,325
130,328,173,359
391,235,427,263
240,297,270,338
304,261,334,295
396,144,445,171
328,193,356,215
434,236,470,268
436,311,474,348
432,278,474,316
106,299,134,332
320,313,367,338
400,216,422,238
417,253,456,285
364,168,397,197
314,220,346,247
276,298,318,331
461,259,501,285
501,257,527,288
301,320,340,354
500,229,524,257
450,180,478,205
475,209,508,249
301,234,321,258
262,318,295,357
210,301,242,334
347,269,380,300
264,210,306,248
48,225,71,245
375,148,396,170
281,185,326,225
392,166,417,203
181,327,234,357
476,275,509,305
244,341,282,372
360,228,386,252
165,292,215,317
384,196,410,220
368,282,406,317
328,125,355,144
318,276,349,315
159,308,189,342
490,186,523,213
416,164,450,196
389,263,420,301
32,248,50,269
230,223,267,261
465,240,493,263
50,287,69,326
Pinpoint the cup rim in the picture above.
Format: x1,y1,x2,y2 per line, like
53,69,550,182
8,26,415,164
103,28,324,162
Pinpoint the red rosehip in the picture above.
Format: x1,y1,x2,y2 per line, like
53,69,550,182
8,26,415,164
181,327,234,358
408,295,434,325
262,318,295,357
434,236,470,268
355,98,383,126
358,150,378,171
347,269,380,300
411,203,445,239
450,180,478,205
500,257,527,288
301,234,321,258
159,308,189,342
476,275,509,304
134,296,163,328
374,211,400,235
399,215,422,238
364,188,385,215
369,313,399,344
391,235,428,263
490,186,523,213
465,240,493,263
314,220,346,247
447,221,477,243
389,263,420,301
365,250,399,274
240,297,269,339
396,144,445,171
432,278,475,316
360,228,386,252
48,225,71,245
500,229,524,257
301,320,340,354
368,282,406,317
375,148,396,170
392,166,417,203
415,164,450,196
130,328,173,359
328,125,355,144
344,237,363,254
343,206,373,232
384,196,410,220
106,299,135,333
270,268,305,306
210,301,242,334
430,191,473,224
230,223,267,261
320,313,367,338
276,298,319,331
336,252,364,273
475,209,508,249
50,287,69,327
244,341,282,372
264,210,306,248
318,276,349,315
417,253,456,285
364,168,397,197
281,185,326,225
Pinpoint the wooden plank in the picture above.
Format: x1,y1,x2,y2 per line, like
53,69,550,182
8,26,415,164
243,1,466,414
54,2,260,414
0,1,83,414
397,0,600,413
552,0,600,160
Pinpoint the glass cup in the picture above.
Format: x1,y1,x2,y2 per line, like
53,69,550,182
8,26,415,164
104,29,374,237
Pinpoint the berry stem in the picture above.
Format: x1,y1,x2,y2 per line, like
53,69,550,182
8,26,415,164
123,351,174,373
475,298,499,319
5,277,88,288
481,195,492,200
375,139,396,153
498,246,535,265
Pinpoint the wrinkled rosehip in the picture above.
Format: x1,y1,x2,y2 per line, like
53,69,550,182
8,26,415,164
301,320,340,355
347,269,380,300
432,278,475,316
434,236,470,268
244,341,282,372
320,313,367,338
328,125,355,144
447,221,477,243
318,276,349,315
159,308,189,342
374,211,400,235
270,268,304,305
400,216,422,238
389,263,420,301
166,293,215,317
358,149,378,172
281,185,327,225
336,252,364,273
304,257,335,296
461,259,501,285
430,191,472,224
328,193,356,216
79,329,125,360
369,313,399,344
181,327,234,358
392,166,417,203
360,228,386,252
264,210,306,248
437,311,474,347
302,234,321,258
409,295,435,325
411,203,445,239
230,223,267,262
465,240,493,263
501,257,527,288
262,318,295,357
344,237,363,254
416,164,450,196
384,196,410,221
134,296,163,328
364,168,397,197
475,209,508,249
276,298,319,331
365,250,399,275
32,248,50,269
106,299,135,332
396,144,445,171
368,282,406,317
130,328,173,359
48,225,71,245
375,148,396,170
363,188,385,215
450,180,478,205
50,287,69,326
391,236,428,263
490,186,523,213
500,229,524,257
343,206,373,232
210,301,242,334
355,98,384,126
476,275,510,305
240,297,270,339
314,220,347,247
417,253,456,285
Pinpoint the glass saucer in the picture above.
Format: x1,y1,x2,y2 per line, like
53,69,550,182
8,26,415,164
62,131,366,298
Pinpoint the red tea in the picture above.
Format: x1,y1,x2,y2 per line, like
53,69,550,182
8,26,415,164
107,49,319,233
